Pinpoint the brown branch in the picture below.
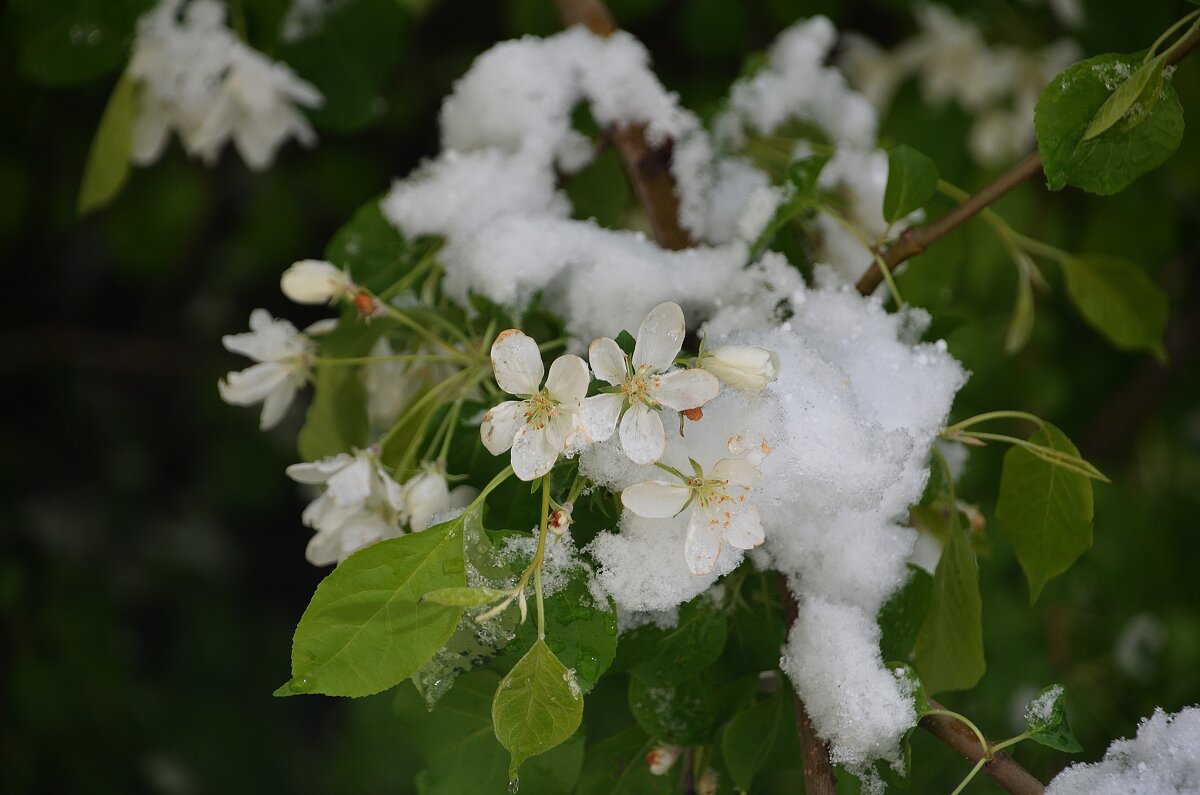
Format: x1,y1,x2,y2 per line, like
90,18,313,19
855,19,1200,297
921,700,1046,795
779,581,838,795
855,152,1042,296
553,0,695,250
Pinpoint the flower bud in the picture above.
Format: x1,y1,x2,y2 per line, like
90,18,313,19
548,502,574,535
281,259,353,305
700,344,780,392
645,744,683,776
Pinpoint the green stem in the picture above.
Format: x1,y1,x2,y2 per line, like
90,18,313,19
534,474,552,639
814,204,905,308
1148,10,1200,62
468,465,515,511
311,353,462,366
437,400,464,463
378,242,444,302
925,709,986,755
377,302,473,363
990,731,1031,755
950,756,988,795
943,410,1045,435
377,365,478,452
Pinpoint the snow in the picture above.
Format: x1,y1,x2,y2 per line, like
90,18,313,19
1047,707,1200,795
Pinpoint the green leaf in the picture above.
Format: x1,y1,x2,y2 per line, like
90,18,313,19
628,675,722,745
721,688,786,791
1005,265,1036,355
996,424,1094,604
278,0,407,131
579,727,675,795
9,0,153,86
721,570,787,675
883,144,939,223
395,669,584,795
277,515,468,697
78,73,137,215
618,596,728,686
1082,56,1168,141
1023,684,1083,753
422,586,509,607
890,662,934,718
492,639,584,781
614,330,637,357
490,566,618,693
324,199,416,292
1062,255,1168,358
878,565,933,663
913,506,985,694
296,318,385,461
1035,52,1184,195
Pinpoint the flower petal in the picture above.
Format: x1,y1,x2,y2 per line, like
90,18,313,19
685,508,723,575
218,362,291,405
287,454,355,484
491,329,544,396
325,455,374,506
621,480,691,518
619,401,666,465
511,424,561,481
652,369,720,411
710,456,762,488
582,393,623,442
722,502,765,550
589,337,627,386
259,380,298,429
545,354,590,409
481,400,524,455
633,302,686,373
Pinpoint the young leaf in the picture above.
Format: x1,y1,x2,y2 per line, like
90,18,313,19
1024,684,1083,752
1082,56,1167,141
913,506,985,694
748,154,830,260
422,586,509,607
721,688,786,791
878,565,933,663
277,515,468,697
996,424,1094,604
78,73,137,215
883,144,939,223
1062,255,1168,359
1005,265,1036,355
324,199,415,292
1035,53,1184,195
492,639,584,780
489,565,618,693
619,596,728,686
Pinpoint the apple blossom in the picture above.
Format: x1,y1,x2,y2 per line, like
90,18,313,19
286,448,406,565
582,302,720,465
217,308,315,429
621,442,768,575
481,329,590,481
402,463,478,532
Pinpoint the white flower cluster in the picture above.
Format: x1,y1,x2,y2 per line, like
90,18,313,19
128,0,323,170
840,3,1081,166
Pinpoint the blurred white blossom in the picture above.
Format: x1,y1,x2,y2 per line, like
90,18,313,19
218,309,315,429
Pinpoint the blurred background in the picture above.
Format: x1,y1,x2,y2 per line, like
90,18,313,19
2,0,1198,791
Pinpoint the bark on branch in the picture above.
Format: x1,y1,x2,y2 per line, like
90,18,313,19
856,21,1200,297
921,700,1047,795
779,581,839,795
553,0,695,250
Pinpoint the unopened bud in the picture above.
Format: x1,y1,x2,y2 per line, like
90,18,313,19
549,502,574,535
645,745,683,776
281,259,354,305
700,344,781,392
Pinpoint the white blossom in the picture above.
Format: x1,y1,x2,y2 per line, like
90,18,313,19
218,309,314,429
402,463,477,532
129,0,322,170
281,259,355,305
480,330,590,481
582,302,720,465
700,344,780,392
621,442,768,575
286,448,406,565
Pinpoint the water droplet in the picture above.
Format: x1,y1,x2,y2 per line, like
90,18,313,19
507,775,520,793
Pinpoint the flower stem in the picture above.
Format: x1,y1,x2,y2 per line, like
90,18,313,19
814,203,905,308
950,756,988,795
943,410,1045,435
534,473,552,639
311,353,462,366
924,709,987,756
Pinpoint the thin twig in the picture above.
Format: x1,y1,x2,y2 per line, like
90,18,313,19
856,22,1200,297
779,582,838,795
553,0,695,250
921,699,1046,795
